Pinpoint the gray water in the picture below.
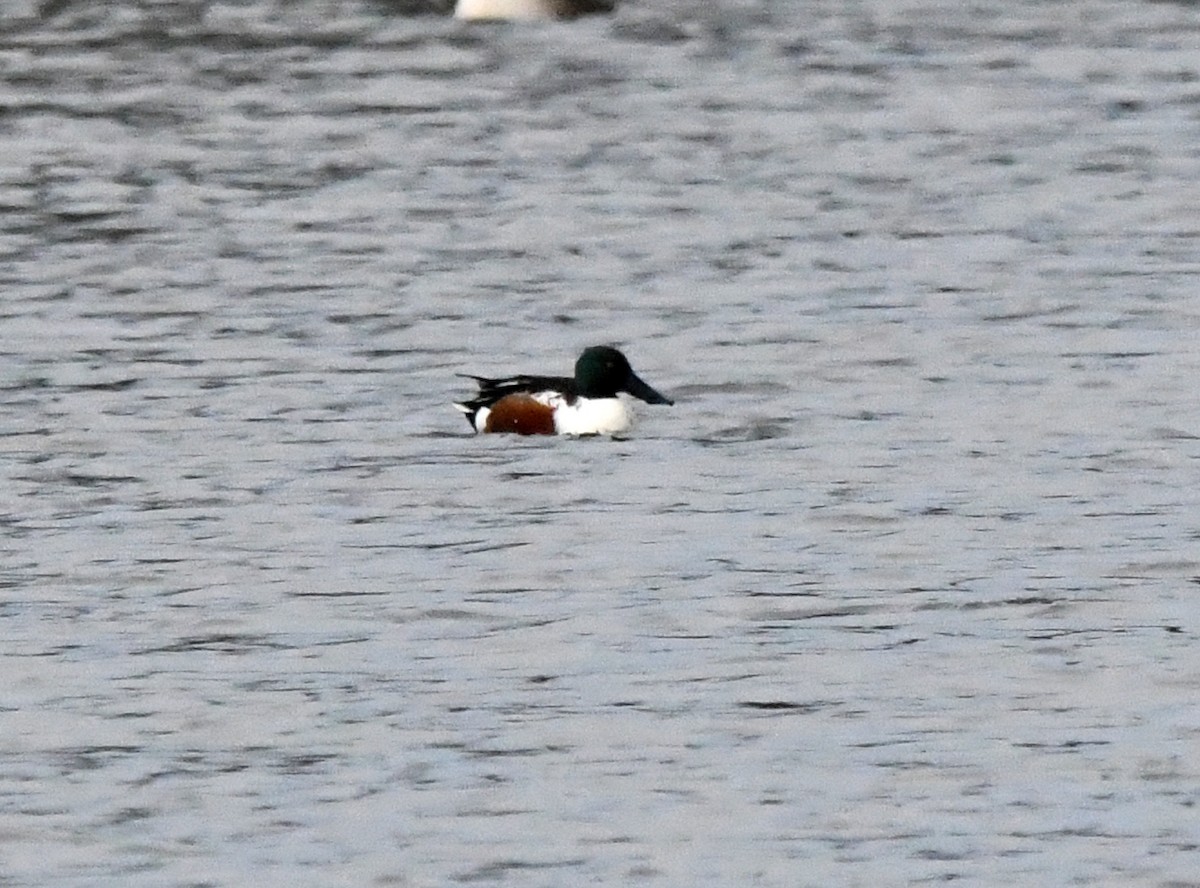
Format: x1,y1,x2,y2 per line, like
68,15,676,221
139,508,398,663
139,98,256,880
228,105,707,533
2,1,1199,885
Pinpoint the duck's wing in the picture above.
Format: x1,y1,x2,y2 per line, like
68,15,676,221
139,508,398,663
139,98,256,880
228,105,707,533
453,374,577,428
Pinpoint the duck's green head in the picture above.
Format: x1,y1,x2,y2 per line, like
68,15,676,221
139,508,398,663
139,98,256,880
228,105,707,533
575,346,673,405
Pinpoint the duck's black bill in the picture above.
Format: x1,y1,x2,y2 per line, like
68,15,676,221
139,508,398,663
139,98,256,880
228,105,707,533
624,372,674,406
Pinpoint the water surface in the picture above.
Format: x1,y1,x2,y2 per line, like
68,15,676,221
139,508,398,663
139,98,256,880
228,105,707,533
2,1,1199,885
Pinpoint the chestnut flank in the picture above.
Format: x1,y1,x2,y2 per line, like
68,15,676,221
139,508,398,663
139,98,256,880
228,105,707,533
484,394,557,435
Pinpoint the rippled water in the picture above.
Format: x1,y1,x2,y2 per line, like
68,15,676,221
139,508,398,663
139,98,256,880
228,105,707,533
3,1,1199,885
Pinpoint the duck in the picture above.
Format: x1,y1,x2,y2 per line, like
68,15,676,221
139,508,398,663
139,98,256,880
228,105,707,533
454,345,673,435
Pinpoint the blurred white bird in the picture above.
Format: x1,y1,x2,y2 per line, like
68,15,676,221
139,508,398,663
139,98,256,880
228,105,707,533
454,0,614,20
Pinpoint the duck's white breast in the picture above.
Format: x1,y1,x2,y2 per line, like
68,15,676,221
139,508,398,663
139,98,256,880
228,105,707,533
553,397,632,436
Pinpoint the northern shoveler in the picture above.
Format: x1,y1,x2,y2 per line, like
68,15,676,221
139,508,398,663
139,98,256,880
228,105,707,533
454,345,673,436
